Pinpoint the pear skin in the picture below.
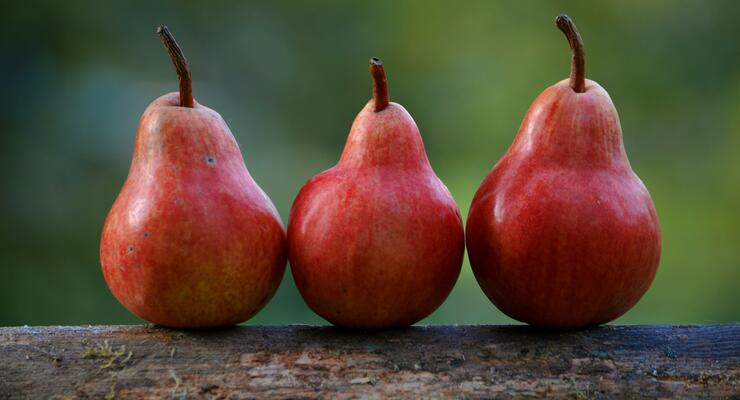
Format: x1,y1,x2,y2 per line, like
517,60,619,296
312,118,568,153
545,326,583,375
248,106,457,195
466,16,661,329
288,59,464,329
100,27,286,328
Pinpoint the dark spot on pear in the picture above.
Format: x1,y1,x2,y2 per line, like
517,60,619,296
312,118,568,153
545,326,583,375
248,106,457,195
128,245,134,253
206,155,217,166
144,231,150,238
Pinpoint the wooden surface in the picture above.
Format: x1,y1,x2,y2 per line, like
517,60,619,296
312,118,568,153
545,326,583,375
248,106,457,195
0,325,738,399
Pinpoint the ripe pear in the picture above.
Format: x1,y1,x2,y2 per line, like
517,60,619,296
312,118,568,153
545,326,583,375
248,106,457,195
288,58,464,329
466,16,661,329
100,26,286,328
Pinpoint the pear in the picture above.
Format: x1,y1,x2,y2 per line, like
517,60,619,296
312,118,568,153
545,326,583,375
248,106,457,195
466,16,661,329
288,58,464,329
100,26,286,328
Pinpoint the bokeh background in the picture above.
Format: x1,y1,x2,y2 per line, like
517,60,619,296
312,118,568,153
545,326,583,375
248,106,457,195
1,1,738,326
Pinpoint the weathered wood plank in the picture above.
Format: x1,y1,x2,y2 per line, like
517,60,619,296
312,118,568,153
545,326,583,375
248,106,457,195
0,325,738,399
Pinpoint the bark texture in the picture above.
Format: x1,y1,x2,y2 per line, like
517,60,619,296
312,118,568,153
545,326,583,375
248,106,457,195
0,325,738,399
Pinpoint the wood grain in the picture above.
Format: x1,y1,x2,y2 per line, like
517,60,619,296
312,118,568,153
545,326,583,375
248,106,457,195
0,325,738,399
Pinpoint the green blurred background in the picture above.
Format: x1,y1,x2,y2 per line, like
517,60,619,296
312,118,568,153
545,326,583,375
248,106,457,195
1,1,738,326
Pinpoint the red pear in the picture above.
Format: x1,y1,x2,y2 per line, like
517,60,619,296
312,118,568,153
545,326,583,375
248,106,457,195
288,58,464,329
466,16,661,329
100,26,286,328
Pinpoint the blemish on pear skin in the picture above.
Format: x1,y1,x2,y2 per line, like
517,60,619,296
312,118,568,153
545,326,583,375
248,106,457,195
206,155,217,166
144,231,150,238
128,245,135,253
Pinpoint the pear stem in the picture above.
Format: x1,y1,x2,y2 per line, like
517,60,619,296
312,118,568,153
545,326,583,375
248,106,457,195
555,15,586,93
157,25,194,108
369,57,390,112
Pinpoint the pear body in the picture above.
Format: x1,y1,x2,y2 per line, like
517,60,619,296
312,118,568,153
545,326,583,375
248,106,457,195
101,93,286,328
288,102,464,329
466,80,661,329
